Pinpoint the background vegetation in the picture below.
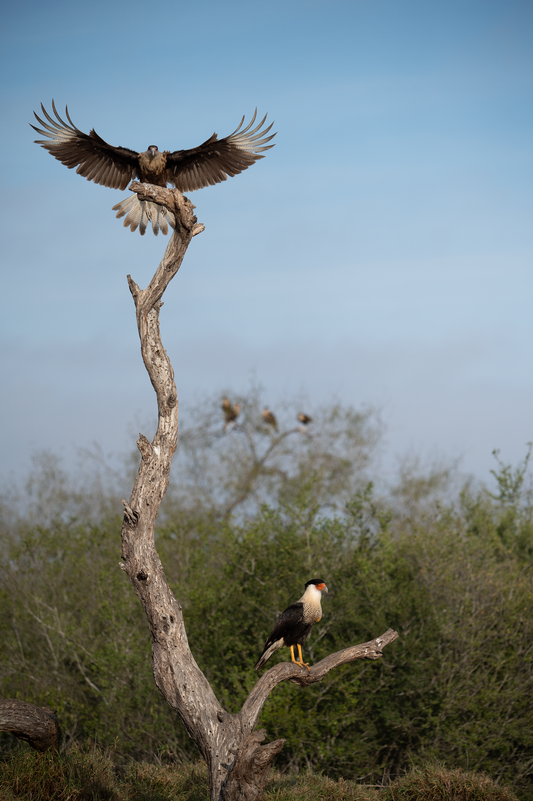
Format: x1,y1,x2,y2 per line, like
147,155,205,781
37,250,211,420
1,391,531,798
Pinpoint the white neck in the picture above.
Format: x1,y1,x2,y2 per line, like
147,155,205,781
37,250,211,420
299,583,322,606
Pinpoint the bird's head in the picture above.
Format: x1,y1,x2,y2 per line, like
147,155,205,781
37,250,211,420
147,145,159,156
305,578,328,594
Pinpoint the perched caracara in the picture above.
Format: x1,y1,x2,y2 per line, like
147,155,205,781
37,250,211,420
254,579,328,671
31,101,276,235
262,407,278,432
297,413,312,425
222,398,241,430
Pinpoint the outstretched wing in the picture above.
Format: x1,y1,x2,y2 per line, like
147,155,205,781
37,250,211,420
164,110,276,192
31,101,140,190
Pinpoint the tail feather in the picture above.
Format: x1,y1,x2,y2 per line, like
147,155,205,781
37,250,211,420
254,639,284,671
112,195,175,236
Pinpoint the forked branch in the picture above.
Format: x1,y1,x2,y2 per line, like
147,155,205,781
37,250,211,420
118,186,399,801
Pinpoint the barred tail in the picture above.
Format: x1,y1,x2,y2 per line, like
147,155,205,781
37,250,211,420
112,195,176,236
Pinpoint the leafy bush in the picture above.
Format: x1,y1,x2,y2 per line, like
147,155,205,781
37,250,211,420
0,399,532,798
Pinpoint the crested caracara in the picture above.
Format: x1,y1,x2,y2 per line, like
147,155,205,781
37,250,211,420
297,412,312,434
31,101,276,235
262,407,278,432
222,398,241,430
255,579,328,671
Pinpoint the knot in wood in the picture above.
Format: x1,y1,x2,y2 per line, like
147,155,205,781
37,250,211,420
121,500,139,526
137,434,153,462
167,393,177,408
137,570,149,581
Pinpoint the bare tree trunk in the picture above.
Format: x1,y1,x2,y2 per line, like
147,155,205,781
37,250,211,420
0,699,61,752
119,182,398,801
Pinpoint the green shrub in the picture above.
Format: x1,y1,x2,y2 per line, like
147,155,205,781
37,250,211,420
1,425,532,798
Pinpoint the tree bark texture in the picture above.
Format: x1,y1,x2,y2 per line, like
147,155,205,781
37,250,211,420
0,699,61,752
119,183,399,801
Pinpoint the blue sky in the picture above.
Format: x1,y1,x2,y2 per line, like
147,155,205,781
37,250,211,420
1,0,532,487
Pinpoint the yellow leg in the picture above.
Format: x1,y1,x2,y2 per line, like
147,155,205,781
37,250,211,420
297,644,310,671
290,645,296,663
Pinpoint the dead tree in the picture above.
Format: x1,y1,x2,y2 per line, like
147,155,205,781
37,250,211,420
0,699,61,752
119,182,398,801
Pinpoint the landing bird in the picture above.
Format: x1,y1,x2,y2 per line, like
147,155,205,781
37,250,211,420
222,398,241,430
255,579,328,671
31,101,276,235
262,407,278,432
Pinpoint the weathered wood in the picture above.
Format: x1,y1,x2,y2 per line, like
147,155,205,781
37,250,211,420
224,730,286,801
120,185,241,800
120,184,399,801
240,629,399,728
0,699,61,752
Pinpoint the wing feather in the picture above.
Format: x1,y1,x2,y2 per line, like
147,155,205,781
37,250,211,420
31,101,139,191
264,602,304,646
165,109,276,193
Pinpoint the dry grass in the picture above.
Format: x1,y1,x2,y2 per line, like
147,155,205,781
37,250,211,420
264,772,379,800
0,746,208,801
0,749,519,801
381,763,519,801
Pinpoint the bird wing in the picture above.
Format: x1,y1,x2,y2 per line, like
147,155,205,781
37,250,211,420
31,101,140,190
264,602,304,647
164,110,276,192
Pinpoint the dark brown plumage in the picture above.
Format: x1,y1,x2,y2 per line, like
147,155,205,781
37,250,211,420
31,101,276,235
262,407,278,432
222,398,241,430
254,579,328,671
297,413,312,425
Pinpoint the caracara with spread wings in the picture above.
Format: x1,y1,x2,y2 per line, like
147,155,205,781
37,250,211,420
31,101,276,235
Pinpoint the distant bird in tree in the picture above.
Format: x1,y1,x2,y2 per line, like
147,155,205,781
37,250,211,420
255,579,328,671
262,407,278,432
222,398,241,430
31,101,276,235
297,412,313,434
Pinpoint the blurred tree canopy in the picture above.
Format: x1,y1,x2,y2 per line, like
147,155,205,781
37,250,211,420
0,391,531,798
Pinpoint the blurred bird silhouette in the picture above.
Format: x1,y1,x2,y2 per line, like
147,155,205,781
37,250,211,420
222,398,241,430
297,412,313,434
262,407,278,432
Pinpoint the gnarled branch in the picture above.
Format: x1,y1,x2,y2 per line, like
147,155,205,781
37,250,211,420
0,699,61,752
240,629,398,730
119,187,399,801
